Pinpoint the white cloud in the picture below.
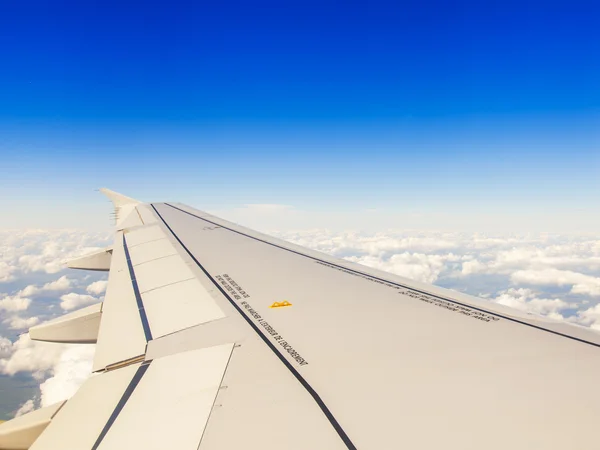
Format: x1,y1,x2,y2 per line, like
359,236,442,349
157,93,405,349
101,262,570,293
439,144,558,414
0,295,31,312
0,334,95,409
18,285,40,297
0,229,111,279
510,269,600,297
86,280,108,296
0,334,65,380
59,292,99,311
0,261,16,282
17,275,74,298
0,336,12,359
4,315,40,330
39,344,95,407
0,230,112,417
492,288,571,321
345,252,458,284
14,399,35,417
42,275,73,291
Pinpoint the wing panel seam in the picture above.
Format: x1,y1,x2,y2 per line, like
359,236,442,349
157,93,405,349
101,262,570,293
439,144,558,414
123,234,153,342
151,203,358,450
91,362,151,450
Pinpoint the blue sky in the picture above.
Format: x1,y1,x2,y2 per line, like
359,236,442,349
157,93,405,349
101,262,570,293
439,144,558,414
0,1,598,231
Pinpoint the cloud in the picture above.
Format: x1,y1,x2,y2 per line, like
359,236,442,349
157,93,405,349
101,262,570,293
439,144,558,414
345,252,459,284
59,292,99,311
0,261,16,282
492,288,571,320
0,336,12,359
86,280,108,296
42,275,73,291
573,303,600,331
0,334,95,410
3,315,40,331
0,229,111,280
510,269,600,297
14,399,35,417
17,275,74,298
0,295,31,312
39,344,95,407
0,334,65,380
18,285,40,297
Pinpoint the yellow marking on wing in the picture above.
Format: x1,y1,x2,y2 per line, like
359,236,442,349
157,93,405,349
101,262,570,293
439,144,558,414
270,300,292,308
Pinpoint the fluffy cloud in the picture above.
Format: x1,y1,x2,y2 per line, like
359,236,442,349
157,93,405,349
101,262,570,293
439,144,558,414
345,252,460,284
86,280,108,296
39,344,95,407
510,269,600,296
0,230,110,419
0,261,16,282
0,229,111,282
18,275,74,298
0,334,65,380
491,288,571,321
0,334,95,413
0,295,31,312
14,399,35,417
4,315,40,330
42,275,73,292
0,336,12,358
59,293,100,311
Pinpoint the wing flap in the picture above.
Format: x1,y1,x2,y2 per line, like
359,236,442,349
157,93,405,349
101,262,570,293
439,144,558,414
0,401,65,450
92,231,147,372
30,364,140,450
29,303,101,344
141,278,225,338
95,343,233,450
66,248,112,271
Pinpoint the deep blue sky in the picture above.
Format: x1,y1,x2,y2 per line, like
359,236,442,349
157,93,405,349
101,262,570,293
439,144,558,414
0,1,598,230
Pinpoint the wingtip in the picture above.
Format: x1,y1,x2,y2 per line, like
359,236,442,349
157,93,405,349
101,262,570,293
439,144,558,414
99,188,140,207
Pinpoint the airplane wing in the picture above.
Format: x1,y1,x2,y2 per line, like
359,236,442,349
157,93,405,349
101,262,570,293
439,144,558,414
2,189,600,449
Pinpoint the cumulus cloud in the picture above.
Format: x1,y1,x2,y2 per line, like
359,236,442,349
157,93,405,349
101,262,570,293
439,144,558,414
42,275,73,292
0,334,95,411
0,336,12,358
0,334,65,380
86,280,108,296
0,229,111,280
510,269,600,297
14,399,35,417
0,229,111,418
18,285,40,297
345,252,460,284
0,295,31,312
39,344,95,407
59,292,100,311
492,288,571,321
18,275,74,298
3,315,40,330
0,261,16,282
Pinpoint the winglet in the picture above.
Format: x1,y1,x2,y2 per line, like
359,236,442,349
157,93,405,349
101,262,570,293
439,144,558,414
99,188,142,228
99,188,140,207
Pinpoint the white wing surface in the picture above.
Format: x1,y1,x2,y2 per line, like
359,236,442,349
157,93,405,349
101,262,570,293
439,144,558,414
2,190,600,450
